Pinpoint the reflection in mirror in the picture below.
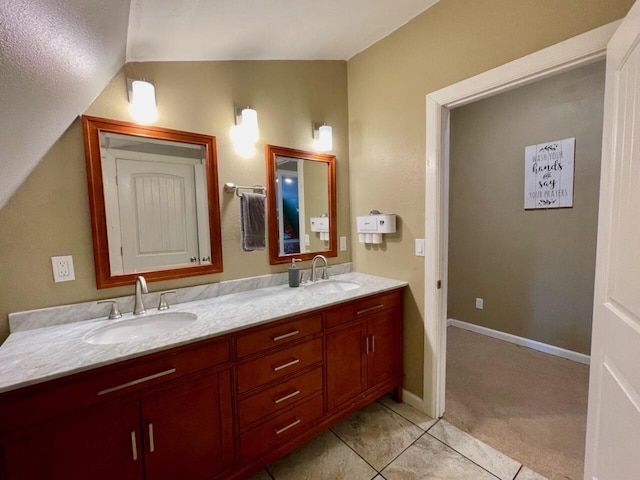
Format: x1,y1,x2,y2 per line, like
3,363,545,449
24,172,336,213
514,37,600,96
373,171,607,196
83,116,223,288
265,145,336,265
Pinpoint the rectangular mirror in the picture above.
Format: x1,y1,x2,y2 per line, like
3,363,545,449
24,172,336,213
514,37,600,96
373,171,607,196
265,145,337,265
82,116,223,288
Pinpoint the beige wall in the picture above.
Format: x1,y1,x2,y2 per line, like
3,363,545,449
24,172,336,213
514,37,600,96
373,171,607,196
448,61,605,355
0,60,349,343
347,0,632,397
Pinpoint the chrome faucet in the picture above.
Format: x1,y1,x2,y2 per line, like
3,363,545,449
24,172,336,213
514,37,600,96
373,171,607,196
133,276,148,315
311,255,329,282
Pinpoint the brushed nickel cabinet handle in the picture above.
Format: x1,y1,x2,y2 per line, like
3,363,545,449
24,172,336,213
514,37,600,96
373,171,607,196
274,418,301,435
273,359,300,372
98,368,177,396
130,431,138,461
274,389,301,404
371,335,375,353
365,336,369,355
356,304,384,315
148,423,155,453
272,330,299,342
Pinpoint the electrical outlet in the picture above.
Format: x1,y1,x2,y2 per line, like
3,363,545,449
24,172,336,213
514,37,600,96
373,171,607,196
52,255,75,282
340,236,347,251
304,234,310,246
475,298,484,309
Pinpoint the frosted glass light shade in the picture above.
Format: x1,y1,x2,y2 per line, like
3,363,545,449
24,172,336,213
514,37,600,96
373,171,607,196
313,124,332,151
241,108,259,143
129,80,158,124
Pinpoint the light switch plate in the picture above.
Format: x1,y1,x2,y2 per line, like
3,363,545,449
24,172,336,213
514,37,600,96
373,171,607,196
415,239,425,256
340,236,347,251
475,298,484,309
52,255,75,282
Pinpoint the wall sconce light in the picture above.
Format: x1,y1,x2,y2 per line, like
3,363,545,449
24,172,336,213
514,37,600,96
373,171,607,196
231,106,259,157
313,123,332,151
127,79,158,124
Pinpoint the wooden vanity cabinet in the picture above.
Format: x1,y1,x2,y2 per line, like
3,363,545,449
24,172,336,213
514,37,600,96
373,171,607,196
0,287,404,480
0,338,234,480
325,290,403,411
234,313,325,462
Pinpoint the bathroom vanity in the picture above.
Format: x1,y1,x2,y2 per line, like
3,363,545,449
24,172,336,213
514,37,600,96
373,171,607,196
0,273,405,480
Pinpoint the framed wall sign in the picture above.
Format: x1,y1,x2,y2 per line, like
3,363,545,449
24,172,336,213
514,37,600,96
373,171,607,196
524,137,575,209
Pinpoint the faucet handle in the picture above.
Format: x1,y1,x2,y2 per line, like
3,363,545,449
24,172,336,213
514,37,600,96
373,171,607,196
158,291,176,311
98,300,122,320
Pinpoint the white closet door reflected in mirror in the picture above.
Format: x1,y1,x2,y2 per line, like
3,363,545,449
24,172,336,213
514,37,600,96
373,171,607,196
100,132,211,274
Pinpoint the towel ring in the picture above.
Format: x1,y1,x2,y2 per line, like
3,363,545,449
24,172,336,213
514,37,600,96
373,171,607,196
224,182,267,198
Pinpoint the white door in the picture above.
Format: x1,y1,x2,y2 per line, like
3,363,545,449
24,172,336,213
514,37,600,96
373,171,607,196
584,3,640,479
117,159,199,272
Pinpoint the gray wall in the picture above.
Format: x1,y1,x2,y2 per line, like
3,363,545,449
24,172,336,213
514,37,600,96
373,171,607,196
448,61,605,355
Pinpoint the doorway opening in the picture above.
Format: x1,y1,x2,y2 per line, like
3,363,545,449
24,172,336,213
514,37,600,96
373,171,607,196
444,60,604,480
421,17,621,480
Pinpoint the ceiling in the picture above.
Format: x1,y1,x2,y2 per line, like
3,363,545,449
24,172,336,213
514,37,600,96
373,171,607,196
127,0,439,61
0,0,438,211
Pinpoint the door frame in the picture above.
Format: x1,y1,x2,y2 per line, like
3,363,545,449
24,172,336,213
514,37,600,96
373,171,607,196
422,21,620,417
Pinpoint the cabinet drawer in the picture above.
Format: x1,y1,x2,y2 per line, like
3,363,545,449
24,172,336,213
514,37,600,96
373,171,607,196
238,367,323,428
240,394,324,460
236,314,322,358
236,338,322,394
325,290,402,329
0,338,230,434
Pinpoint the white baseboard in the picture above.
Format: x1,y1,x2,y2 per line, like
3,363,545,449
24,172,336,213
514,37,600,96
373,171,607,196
401,389,425,412
447,318,590,365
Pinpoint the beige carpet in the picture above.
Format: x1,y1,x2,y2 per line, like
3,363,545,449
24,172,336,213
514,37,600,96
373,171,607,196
444,326,590,480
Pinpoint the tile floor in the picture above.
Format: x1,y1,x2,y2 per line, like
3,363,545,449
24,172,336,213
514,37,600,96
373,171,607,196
249,395,549,480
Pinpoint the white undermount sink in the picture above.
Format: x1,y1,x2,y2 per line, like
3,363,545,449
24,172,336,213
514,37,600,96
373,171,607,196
84,312,198,345
305,279,362,294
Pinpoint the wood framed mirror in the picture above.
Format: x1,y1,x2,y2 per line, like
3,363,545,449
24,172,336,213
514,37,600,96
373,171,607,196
265,144,337,265
82,116,223,288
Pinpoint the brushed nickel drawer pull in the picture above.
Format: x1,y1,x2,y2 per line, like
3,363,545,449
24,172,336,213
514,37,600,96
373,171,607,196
356,304,384,315
148,423,155,453
130,431,138,461
272,330,300,342
274,418,301,435
274,389,301,404
273,359,300,372
98,368,177,396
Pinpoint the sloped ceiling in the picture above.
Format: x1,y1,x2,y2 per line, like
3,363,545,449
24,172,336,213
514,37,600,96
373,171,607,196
0,0,131,210
0,0,438,210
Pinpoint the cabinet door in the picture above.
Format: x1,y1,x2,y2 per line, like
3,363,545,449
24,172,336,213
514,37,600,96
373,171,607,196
141,370,234,480
326,321,366,410
367,308,401,388
3,400,141,480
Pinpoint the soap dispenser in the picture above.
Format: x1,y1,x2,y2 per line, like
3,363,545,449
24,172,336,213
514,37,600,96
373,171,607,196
288,258,302,287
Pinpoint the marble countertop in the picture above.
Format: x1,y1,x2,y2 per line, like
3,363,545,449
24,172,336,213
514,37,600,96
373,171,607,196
0,272,407,394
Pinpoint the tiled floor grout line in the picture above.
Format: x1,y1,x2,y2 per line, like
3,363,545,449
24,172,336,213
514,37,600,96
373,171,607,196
328,427,382,474
426,431,504,480
512,465,524,480
375,398,437,431
375,429,431,473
